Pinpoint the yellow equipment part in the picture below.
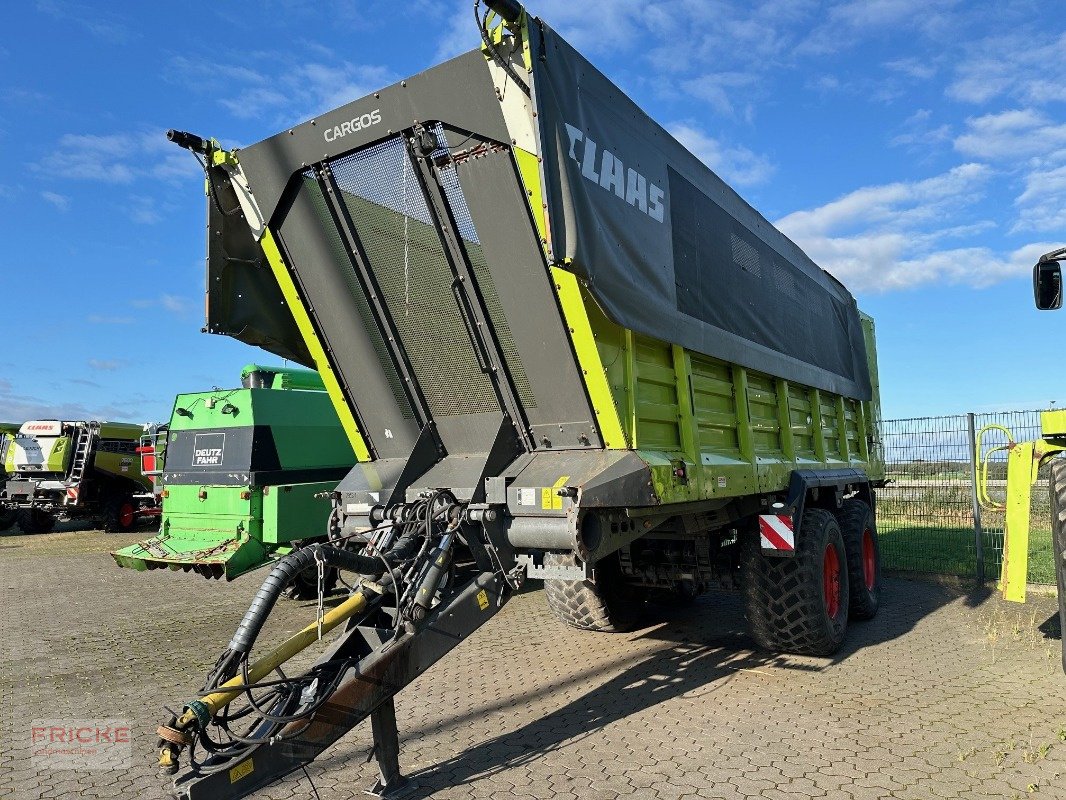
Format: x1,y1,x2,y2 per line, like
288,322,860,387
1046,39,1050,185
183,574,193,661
977,410,1066,603
169,590,368,740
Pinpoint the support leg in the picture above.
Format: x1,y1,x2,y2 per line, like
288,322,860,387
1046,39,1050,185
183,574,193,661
364,697,414,799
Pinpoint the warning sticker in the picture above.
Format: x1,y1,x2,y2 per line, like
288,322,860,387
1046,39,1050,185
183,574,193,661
476,589,489,611
540,475,571,510
229,759,253,783
717,476,727,489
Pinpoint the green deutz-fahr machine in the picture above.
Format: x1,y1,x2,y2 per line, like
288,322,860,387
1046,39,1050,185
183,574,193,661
154,2,886,797
112,364,355,590
1,418,154,534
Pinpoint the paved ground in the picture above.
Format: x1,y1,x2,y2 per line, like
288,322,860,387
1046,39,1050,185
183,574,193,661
1,527,1065,800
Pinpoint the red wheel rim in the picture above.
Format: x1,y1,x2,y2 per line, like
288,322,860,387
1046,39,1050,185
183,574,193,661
823,543,841,618
862,528,876,590
120,503,135,528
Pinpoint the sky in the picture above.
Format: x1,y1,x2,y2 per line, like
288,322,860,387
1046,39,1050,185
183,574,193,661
0,0,1063,426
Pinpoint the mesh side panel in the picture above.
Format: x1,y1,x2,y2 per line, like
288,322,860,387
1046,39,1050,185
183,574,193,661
730,231,762,277
300,174,414,418
436,153,536,409
329,138,498,417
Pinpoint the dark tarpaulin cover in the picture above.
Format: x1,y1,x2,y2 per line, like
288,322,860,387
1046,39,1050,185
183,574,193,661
530,23,872,401
204,193,314,368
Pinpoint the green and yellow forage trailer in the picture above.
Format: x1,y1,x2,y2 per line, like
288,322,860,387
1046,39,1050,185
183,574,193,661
2,419,154,533
153,2,886,797
112,364,355,591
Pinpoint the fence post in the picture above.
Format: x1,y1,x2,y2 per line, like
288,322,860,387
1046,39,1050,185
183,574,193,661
966,412,986,582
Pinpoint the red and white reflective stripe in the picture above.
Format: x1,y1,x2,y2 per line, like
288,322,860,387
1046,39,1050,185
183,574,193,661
758,514,795,551
66,487,79,502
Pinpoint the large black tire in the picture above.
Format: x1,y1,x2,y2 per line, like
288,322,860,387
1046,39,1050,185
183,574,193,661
0,509,16,531
543,552,639,632
16,508,56,535
742,508,850,656
285,542,340,601
835,499,881,621
102,494,137,533
1050,458,1066,673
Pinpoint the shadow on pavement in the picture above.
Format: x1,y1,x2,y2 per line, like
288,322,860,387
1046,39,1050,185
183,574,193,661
379,578,967,797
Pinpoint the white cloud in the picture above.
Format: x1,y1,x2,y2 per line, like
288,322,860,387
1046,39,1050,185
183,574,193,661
34,131,200,186
1012,164,1066,234
795,0,958,57
681,73,759,119
40,191,69,211
36,0,135,44
668,122,775,187
172,54,395,126
890,109,952,150
884,58,937,80
770,164,1048,292
948,32,1066,105
132,294,195,315
88,359,125,372
954,109,1066,160
129,195,162,225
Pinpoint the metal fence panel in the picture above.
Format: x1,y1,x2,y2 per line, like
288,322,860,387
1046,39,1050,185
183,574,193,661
878,409,1055,583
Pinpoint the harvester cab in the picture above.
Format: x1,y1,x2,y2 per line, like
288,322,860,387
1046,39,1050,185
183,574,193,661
975,245,1066,672
2,419,155,534
111,364,356,585
154,1,888,796
0,422,19,530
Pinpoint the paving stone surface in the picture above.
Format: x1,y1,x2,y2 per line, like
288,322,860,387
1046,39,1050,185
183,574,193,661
1,527,1064,799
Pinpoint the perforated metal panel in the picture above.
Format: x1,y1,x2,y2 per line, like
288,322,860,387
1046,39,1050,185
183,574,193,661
301,174,414,418
435,145,536,409
327,137,498,418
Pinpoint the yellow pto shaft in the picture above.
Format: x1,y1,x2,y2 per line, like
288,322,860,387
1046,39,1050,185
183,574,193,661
180,590,368,725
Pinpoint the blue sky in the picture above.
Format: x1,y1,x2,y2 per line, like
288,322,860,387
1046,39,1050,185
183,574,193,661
0,0,1063,425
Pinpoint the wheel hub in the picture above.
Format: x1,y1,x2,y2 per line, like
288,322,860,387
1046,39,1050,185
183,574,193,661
823,544,841,618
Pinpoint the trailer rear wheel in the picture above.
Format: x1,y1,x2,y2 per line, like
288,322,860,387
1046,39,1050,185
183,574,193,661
836,499,880,620
742,508,850,656
1050,458,1066,673
544,552,638,632
16,508,56,535
103,494,137,533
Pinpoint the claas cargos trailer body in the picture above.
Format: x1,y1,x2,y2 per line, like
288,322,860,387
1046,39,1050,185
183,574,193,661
155,4,885,797
111,364,356,587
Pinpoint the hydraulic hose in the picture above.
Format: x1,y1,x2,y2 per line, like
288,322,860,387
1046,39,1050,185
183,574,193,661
228,544,384,655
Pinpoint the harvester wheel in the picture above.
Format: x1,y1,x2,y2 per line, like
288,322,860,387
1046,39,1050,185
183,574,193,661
835,499,881,620
0,509,16,531
543,552,639,632
16,508,56,535
103,494,138,533
741,508,850,656
1050,458,1066,672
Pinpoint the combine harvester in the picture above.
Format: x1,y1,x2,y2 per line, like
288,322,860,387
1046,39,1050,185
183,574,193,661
1,419,155,534
155,2,886,796
112,364,355,595
0,423,18,530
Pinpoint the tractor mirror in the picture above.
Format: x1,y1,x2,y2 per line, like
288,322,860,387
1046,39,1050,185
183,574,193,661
1034,259,1063,310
